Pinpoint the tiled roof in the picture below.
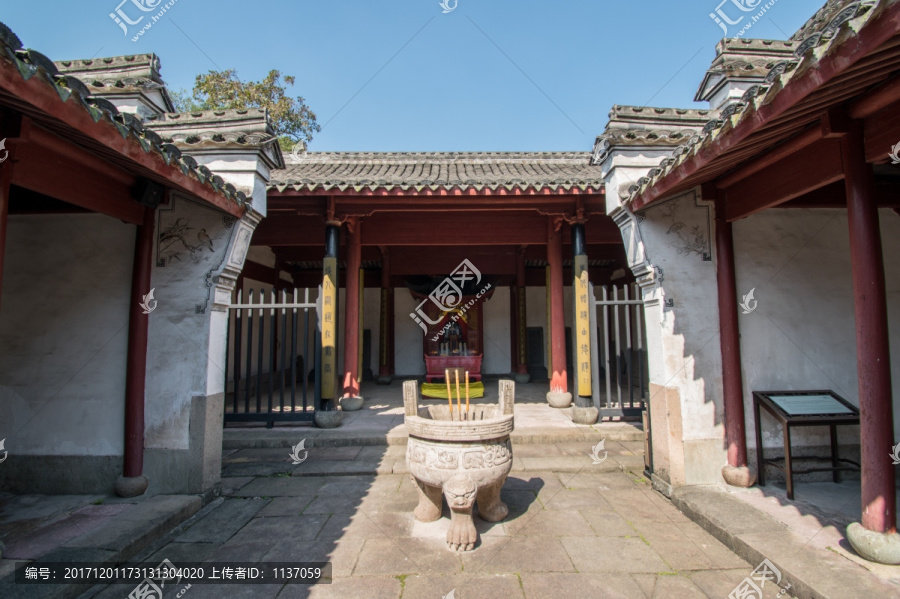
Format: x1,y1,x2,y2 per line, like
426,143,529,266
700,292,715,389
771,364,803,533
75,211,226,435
694,39,797,102
628,0,886,203
55,53,174,113
145,109,285,168
591,106,712,165
269,152,604,193
0,22,248,209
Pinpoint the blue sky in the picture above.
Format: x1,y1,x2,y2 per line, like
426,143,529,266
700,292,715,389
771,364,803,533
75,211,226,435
4,0,825,151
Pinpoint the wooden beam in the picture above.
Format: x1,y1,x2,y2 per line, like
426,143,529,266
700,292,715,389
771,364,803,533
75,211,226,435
12,144,144,224
715,127,823,189
849,74,900,119
723,138,845,222
864,102,900,163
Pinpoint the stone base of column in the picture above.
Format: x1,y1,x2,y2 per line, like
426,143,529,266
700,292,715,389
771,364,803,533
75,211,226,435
546,391,572,408
514,372,531,384
339,396,364,412
114,475,149,498
721,464,756,488
376,374,392,385
314,409,344,429
846,522,900,565
571,405,599,425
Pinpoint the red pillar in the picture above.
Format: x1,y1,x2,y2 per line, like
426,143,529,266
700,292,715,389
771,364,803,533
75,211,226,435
547,218,570,404
843,123,896,534
509,285,519,373
342,218,362,399
121,206,155,492
715,201,754,486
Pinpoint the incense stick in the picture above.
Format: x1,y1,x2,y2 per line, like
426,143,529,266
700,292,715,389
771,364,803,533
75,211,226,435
465,371,470,417
455,369,462,416
445,369,453,418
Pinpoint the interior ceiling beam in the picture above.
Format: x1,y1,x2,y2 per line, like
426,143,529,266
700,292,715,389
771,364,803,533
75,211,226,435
722,137,845,222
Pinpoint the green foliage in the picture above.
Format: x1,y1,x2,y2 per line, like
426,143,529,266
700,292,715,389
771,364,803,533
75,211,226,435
172,69,320,149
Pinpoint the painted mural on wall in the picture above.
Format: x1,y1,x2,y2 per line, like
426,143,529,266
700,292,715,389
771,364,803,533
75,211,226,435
157,215,229,266
658,197,711,260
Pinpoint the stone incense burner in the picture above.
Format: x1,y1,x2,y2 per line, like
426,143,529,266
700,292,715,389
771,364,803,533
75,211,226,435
403,379,515,552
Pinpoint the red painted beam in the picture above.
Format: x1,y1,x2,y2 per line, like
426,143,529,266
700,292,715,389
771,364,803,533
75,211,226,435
715,127,823,190
13,143,144,224
0,59,243,218
849,75,900,119
843,123,896,535
631,0,900,211
863,102,900,164
723,138,844,222
270,187,605,199
123,207,154,483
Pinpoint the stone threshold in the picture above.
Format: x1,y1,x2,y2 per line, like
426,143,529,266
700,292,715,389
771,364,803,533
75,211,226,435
222,421,644,449
670,485,900,599
0,495,202,599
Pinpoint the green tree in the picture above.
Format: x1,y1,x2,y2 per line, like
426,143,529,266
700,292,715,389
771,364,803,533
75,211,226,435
171,69,320,151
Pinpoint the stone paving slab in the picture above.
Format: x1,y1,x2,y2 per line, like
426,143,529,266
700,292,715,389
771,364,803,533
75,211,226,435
672,485,900,599
69,469,802,599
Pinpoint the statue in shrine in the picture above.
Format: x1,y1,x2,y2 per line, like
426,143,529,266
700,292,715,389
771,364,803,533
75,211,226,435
444,319,463,354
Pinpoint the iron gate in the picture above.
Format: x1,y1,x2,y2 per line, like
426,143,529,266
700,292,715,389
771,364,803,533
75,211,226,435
224,288,319,427
589,283,648,419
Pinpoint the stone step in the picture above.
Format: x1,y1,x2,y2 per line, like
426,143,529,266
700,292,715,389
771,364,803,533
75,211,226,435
221,440,647,479
223,421,644,450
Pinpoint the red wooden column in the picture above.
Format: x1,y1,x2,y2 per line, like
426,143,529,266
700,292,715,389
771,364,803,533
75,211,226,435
509,284,519,374
841,122,897,556
715,199,755,488
515,246,530,383
546,217,571,407
116,206,155,498
341,217,363,406
377,247,393,385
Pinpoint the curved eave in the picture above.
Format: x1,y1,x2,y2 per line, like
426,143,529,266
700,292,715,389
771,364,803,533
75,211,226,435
631,0,900,212
0,49,245,218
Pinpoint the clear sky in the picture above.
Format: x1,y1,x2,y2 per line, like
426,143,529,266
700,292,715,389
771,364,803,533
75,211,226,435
3,0,826,152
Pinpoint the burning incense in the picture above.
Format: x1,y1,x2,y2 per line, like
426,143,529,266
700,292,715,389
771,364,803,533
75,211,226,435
445,369,453,417
465,371,470,416
455,369,462,415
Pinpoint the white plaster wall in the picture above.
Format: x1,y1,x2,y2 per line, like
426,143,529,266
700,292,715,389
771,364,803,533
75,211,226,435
482,287,511,375
0,214,134,456
395,289,425,376
734,208,900,449
145,196,239,450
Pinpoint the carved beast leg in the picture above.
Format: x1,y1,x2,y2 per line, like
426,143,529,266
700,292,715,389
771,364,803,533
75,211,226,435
444,474,478,552
476,476,509,522
411,475,443,523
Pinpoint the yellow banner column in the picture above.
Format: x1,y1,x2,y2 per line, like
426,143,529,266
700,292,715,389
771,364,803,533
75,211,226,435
571,222,598,424
320,221,340,407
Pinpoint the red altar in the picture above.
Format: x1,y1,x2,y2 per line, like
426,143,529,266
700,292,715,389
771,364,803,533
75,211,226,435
425,354,483,383
413,288,489,381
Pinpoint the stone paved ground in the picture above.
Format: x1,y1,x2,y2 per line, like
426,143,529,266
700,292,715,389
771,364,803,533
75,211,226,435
79,465,795,599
